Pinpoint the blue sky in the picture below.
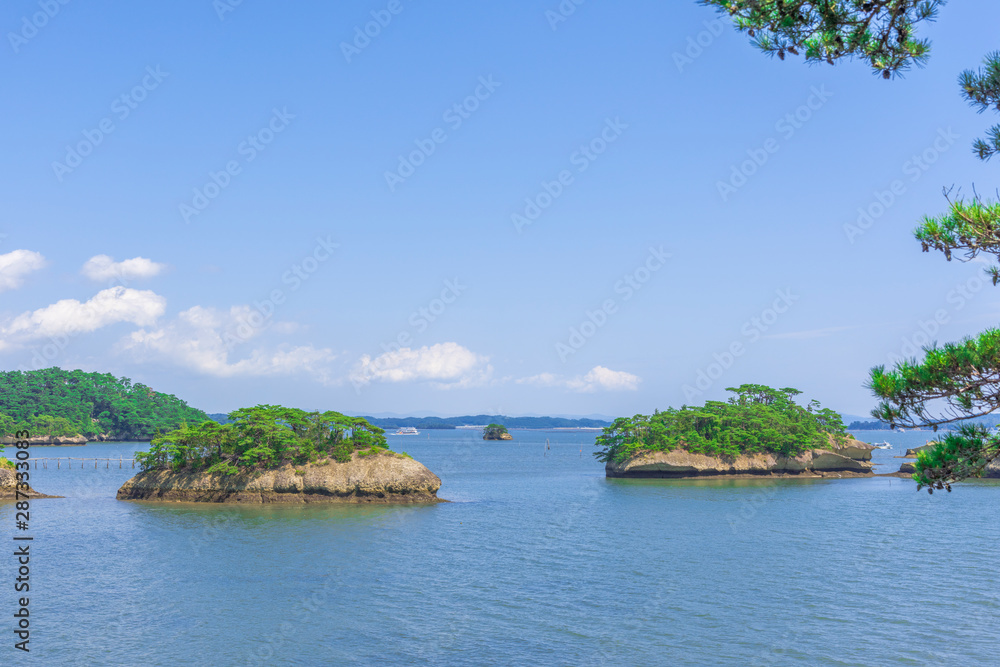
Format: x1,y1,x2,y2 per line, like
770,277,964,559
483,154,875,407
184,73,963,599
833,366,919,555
2,0,999,417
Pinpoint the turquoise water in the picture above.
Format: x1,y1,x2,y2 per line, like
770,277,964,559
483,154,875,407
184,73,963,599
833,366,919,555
2,429,998,666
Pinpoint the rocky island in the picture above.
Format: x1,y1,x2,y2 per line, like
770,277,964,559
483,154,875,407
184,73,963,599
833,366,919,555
607,437,875,478
0,461,57,499
598,384,874,479
116,406,442,504
483,424,513,440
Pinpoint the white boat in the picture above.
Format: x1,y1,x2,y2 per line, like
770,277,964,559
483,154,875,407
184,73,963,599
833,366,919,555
392,427,419,436
872,441,892,450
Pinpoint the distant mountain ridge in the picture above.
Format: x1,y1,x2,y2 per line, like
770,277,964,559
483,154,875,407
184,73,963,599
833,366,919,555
847,415,1000,431
204,412,610,429
205,412,610,430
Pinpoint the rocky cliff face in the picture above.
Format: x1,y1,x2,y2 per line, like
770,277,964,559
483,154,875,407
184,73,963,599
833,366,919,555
0,467,57,499
606,438,875,479
484,433,513,440
902,444,935,458
116,452,443,503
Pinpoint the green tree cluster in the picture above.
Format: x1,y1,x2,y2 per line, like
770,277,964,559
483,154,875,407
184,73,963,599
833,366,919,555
136,406,394,475
0,368,209,440
594,385,848,464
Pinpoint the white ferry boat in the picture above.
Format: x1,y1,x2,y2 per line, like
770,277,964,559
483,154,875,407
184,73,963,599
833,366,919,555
393,427,419,436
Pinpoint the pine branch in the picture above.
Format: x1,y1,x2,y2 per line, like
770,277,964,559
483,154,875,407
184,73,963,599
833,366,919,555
914,189,1000,282
868,329,1000,429
960,52,1000,161
700,0,944,77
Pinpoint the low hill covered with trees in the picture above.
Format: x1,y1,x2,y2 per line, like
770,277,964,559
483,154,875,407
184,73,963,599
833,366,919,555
0,368,209,441
848,420,892,431
595,385,849,464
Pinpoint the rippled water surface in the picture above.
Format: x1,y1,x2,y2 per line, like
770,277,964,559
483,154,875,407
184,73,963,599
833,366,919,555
2,429,998,666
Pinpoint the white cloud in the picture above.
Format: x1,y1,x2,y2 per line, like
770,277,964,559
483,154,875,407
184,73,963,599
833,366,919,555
351,342,493,388
518,372,560,387
81,255,166,282
2,287,166,340
0,250,46,292
123,305,335,380
518,365,641,392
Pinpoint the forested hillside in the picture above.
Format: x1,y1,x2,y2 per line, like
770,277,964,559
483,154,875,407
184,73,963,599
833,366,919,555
0,368,209,440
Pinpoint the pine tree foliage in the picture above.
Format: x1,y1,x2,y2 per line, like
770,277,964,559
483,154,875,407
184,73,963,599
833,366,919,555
960,52,1000,161
909,424,1000,493
914,53,1000,283
868,329,1000,490
893,52,1000,490
136,406,393,473
869,329,1000,428
914,193,1000,285
705,2,1000,490
699,0,944,78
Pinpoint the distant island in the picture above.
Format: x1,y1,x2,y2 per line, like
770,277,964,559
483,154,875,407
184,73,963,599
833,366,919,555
597,384,874,478
483,424,513,440
358,415,610,429
117,405,441,503
0,368,208,443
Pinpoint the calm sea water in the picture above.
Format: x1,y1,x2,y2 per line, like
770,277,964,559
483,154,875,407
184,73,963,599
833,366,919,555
2,429,998,666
